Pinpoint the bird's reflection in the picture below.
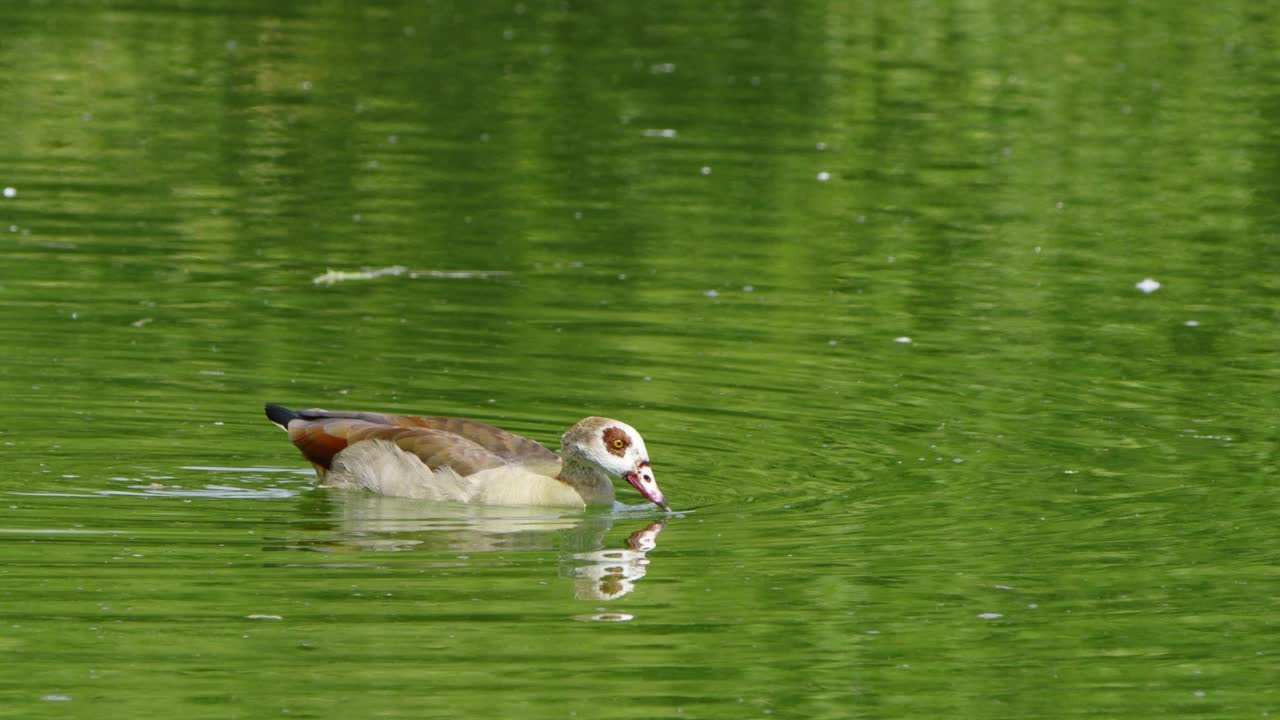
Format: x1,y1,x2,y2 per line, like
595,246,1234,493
569,522,665,600
292,490,666,601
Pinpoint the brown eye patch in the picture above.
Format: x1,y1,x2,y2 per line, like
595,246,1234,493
603,427,630,457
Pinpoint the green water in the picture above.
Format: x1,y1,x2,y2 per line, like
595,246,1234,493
2,1,1278,718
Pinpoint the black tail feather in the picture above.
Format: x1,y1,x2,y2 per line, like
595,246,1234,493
265,403,300,430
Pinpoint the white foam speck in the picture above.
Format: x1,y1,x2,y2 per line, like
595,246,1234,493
700,166,711,175
894,336,912,344
817,171,831,182
977,612,1003,620
574,613,634,623
704,289,719,298
1183,320,1200,327
1135,278,1161,293
2,187,15,198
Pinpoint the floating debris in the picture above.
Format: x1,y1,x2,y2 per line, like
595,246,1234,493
246,614,283,621
894,336,913,344
313,266,407,284
1135,278,1161,294
409,270,511,280
312,266,510,285
131,318,154,328
2,187,15,198
977,612,1003,620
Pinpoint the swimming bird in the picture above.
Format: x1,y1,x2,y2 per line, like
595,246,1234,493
265,404,667,509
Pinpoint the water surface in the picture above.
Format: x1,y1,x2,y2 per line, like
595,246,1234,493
1,1,1277,718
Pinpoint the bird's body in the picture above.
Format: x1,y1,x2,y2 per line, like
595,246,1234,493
265,404,666,509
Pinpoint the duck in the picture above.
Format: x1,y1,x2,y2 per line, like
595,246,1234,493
264,403,667,509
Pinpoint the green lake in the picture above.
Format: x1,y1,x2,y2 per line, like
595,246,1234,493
1,1,1277,718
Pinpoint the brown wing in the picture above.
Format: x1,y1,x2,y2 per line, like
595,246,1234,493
287,417,509,477
293,409,558,464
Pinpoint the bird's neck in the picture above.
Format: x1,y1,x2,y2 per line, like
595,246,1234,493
557,457,616,506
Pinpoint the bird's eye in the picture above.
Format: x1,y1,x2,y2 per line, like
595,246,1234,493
602,427,630,456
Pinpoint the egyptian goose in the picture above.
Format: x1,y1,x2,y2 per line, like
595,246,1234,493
265,404,667,509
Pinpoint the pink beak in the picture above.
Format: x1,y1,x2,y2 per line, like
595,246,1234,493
623,461,667,510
